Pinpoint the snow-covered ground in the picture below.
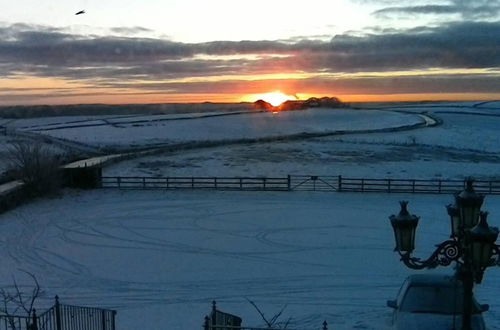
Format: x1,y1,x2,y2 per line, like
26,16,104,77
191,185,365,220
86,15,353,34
1,101,500,329
1,190,499,330
102,103,500,180
12,108,423,151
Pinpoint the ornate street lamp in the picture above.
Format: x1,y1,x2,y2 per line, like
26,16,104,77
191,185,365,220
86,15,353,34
389,179,500,330
390,201,419,253
469,212,499,278
455,178,484,230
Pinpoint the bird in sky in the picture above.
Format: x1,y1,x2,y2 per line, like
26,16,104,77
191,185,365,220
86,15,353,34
75,10,85,15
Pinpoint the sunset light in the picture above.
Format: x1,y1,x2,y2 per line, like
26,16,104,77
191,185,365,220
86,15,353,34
254,91,297,107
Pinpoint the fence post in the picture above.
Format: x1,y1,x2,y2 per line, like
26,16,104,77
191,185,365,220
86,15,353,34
117,177,121,189
387,179,391,193
412,179,416,193
166,177,169,189
263,178,266,190
322,320,328,330
31,309,38,330
212,301,217,327
338,175,342,192
489,180,493,194
214,177,217,189
203,315,210,330
287,175,291,191
240,178,243,189
361,178,364,192
438,180,442,193
192,177,195,188
101,310,106,330
55,296,62,330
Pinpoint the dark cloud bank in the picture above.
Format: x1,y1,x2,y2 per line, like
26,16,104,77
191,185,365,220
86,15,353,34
1,20,500,98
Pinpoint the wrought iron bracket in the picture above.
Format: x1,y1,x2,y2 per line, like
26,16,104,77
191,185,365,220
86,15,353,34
398,239,462,270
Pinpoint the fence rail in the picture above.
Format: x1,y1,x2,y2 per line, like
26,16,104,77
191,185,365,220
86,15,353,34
0,297,116,330
337,176,500,194
99,175,500,194
204,326,326,330
101,176,290,191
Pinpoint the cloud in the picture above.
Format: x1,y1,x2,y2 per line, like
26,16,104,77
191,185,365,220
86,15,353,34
372,0,500,20
1,21,500,97
110,26,154,35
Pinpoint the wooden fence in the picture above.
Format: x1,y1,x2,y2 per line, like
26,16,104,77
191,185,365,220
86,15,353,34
0,296,116,330
101,176,290,191
336,176,500,194
100,175,500,194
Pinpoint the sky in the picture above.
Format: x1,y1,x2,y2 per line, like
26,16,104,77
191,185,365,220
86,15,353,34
1,0,500,105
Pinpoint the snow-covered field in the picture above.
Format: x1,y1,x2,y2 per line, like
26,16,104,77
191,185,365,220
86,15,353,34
2,102,499,180
102,102,500,180
1,101,500,329
1,190,499,330
12,108,423,151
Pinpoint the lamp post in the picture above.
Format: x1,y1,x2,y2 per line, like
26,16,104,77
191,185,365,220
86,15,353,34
389,178,500,330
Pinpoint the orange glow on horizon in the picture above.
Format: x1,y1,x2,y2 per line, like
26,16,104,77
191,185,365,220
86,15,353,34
246,91,297,106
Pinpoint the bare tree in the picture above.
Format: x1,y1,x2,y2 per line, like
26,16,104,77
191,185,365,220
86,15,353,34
0,271,43,330
7,141,62,196
246,298,291,329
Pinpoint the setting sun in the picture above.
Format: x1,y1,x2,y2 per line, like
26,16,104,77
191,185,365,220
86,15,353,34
254,91,297,107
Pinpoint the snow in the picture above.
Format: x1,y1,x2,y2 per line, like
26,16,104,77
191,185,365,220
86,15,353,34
0,179,24,196
338,112,500,154
0,191,499,330
23,108,422,150
1,101,500,329
103,103,500,180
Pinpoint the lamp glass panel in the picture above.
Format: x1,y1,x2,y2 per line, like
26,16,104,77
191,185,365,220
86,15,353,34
400,227,415,252
471,241,493,268
460,208,480,229
451,214,460,237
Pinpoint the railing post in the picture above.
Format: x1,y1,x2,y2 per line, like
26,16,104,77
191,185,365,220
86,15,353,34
489,180,493,194
31,308,38,330
166,177,169,189
240,178,243,189
338,175,342,192
263,178,266,190
322,320,328,330
192,177,195,188
203,315,210,330
361,178,364,192
117,177,121,189
55,296,62,330
387,179,391,193
101,310,106,330
287,175,291,191
212,301,217,328
214,177,217,189
412,179,416,193
143,177,146,189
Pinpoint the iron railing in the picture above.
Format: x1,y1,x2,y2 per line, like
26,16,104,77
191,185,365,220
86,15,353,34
0,297,116,330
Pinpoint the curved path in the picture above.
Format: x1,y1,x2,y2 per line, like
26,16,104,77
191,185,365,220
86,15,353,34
3,108,441,170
